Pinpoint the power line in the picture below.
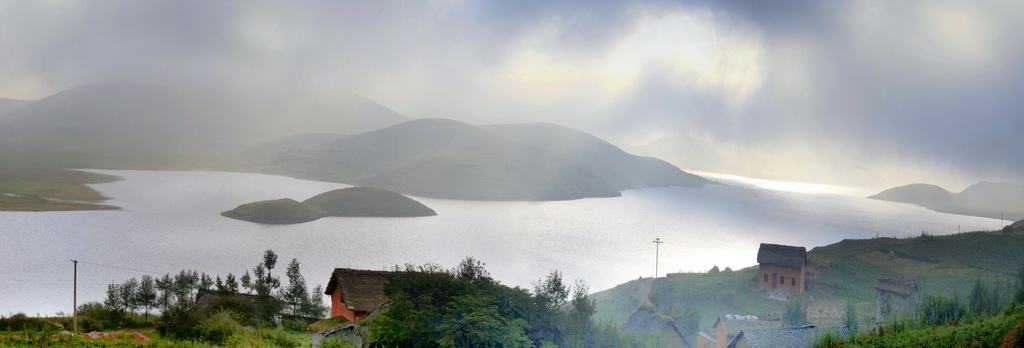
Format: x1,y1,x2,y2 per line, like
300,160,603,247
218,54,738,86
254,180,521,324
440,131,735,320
75,260,166,276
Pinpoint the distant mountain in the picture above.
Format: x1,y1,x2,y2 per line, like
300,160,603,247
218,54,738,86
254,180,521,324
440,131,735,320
240,118,713,201
0,98,33,117
869,182,1024,221
221,187,436,224
0,82,410,168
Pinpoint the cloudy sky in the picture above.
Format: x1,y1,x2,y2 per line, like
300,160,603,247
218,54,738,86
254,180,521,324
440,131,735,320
1,0,1021,190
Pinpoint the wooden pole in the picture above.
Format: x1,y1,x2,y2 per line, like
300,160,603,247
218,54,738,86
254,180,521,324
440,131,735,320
652,237,663,278
72,260,78,335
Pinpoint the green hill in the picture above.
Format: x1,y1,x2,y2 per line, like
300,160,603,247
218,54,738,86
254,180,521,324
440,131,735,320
0,168,120,211
221,186,436,224
593,229,1024,333
240,118,713,201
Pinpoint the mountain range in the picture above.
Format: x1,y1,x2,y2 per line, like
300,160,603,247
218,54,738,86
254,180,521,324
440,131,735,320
869,182,1024,221
0,82,409,168
0,82,712,201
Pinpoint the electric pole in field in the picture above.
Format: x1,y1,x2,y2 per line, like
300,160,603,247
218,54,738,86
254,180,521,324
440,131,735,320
652,237,663,278
72,259,78,335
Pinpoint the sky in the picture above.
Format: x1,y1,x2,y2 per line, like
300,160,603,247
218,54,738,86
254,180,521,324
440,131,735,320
1,0,1021,191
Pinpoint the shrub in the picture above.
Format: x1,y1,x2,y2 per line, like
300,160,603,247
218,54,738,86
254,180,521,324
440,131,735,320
0,313,61,332
321,334,361,348
197,310,243,345
158,305,204,339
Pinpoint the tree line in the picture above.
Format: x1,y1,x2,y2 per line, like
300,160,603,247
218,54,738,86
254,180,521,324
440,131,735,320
91,250,326,338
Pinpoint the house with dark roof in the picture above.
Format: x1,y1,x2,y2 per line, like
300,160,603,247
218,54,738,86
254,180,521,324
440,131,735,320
726,325,849,348
697,314,782,348
756,243,807,295
324,268,393,322
875,274,919,323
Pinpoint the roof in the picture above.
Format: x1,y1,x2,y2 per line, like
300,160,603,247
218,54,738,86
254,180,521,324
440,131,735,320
729,325,850,348
194,289,261,308
713,314,783,338
698,331,716,343
756,243,807,269
875,274,918,295
324,268,394,313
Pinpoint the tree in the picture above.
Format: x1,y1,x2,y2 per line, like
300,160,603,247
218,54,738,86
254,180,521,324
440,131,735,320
302,285,328,320
119,277,140,314
241,271,252,294
105,283,123,313
263,249,278,280
845,302,858,337
225,273,239,294
283,258,309,317
137,275,158,318
782,296,809,326
199,273,214,291
155,274,173,313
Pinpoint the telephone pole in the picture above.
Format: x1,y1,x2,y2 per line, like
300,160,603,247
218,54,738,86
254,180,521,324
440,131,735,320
652,237,664,278
72,259,78,335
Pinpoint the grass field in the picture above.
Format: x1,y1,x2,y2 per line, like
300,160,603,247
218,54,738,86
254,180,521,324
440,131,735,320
0,167,121,211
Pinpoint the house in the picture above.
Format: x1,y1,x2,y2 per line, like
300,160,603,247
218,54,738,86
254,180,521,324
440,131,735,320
756,243,807,295
726,325,849,348
324,268,393,322
875,274,919,323
194,289,263,313
697,314,781,348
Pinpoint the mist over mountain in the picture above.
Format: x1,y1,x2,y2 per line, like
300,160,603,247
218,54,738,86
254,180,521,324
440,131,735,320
870,182,1024,221
241,118,712,201
0,98,32,117
0,82,409,168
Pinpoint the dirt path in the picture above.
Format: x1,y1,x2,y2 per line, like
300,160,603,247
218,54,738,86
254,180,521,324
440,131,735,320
637,277,654,306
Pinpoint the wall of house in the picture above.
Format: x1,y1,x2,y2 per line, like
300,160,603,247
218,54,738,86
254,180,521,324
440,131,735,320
697,334,714,348
757,264,805,294
330,286,357,322
715,322,728,348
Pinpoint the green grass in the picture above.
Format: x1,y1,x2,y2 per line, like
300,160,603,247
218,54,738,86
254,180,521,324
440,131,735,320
0,167,120,211
829,306,1024,347
594,229,1024,334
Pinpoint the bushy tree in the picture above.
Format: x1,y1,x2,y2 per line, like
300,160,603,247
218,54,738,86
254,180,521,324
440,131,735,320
137,275,158,318
783,296,809,326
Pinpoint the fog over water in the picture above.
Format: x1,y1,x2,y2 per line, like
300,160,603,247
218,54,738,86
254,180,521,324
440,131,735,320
0,170,998,316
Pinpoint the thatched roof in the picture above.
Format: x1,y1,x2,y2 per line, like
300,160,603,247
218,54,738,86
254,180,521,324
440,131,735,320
875,275,918,295
194,289,262,308
756,243,807,269
715,315,782,339
324,268,393,313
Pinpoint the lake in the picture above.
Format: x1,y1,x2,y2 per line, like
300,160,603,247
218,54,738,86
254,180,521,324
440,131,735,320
0,170,999,316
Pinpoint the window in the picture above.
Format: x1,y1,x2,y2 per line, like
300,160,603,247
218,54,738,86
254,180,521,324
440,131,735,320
764,274,768,282
780,276,785,284
792,278,796,286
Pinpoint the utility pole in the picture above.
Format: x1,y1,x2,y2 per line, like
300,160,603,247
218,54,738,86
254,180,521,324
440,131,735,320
72,259,78,335
652,237,664,278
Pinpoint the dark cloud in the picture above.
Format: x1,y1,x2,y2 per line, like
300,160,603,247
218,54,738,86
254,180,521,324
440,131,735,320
0,0,1021,188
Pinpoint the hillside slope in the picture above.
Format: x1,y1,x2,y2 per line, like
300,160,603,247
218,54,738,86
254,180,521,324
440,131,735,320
242,119,711,201
870,182,1024,220
221,186,436,224
0,82,409,169
593,229,1024,332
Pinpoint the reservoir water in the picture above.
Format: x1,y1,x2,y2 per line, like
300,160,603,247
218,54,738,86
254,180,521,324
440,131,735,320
0,170,999,316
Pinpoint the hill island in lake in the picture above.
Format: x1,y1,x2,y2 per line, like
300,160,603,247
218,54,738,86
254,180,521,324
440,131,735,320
221,186,436,224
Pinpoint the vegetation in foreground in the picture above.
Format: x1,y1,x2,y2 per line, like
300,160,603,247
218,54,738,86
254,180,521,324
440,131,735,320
366,258,665,347
0,167,120,211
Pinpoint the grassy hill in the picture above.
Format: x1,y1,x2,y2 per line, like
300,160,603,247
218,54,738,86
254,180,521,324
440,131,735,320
241,118,713,201
870,182,1024,221
0,168,120,211
0,82,409,169
221,186,436,224
593,229,1024,333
